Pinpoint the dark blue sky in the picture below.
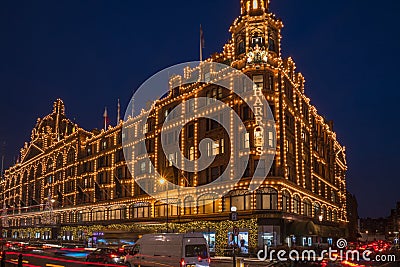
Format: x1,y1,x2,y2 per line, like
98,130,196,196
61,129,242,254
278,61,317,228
0,0,399,218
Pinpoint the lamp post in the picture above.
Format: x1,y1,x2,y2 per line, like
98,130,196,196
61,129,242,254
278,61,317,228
230,206,238,267
159,178,169,233
318,214,323,246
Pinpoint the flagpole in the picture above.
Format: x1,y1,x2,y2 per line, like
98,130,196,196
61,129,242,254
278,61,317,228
200,36,203,62
200,24,204,62
103,107,108,130
117,99,121,124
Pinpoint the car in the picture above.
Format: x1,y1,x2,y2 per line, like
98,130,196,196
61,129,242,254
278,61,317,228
6,242,24,251
85,248,125,264
125,233,210,267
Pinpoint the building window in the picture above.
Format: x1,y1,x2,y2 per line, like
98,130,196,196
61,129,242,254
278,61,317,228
187,124,194,138
211,167,219,181
130,203,150,219
253,75,263,90
268,75,274,90
252,0,258,9
314,203,321,219
184,197,195,215
188,146,195,161
101,140,107,150
252,36,264,48
268,36,275,51
224,190,252,212
87,147,92,156
293,195,300,214
256,188,278,210
211,139,224,156
139,162,146,174
187,100,195,113
303,200,312,217
197,194,217,214
167,153,177,167
237,40,245,55
243,132,250,149
282,191,291,212
268,131,274,148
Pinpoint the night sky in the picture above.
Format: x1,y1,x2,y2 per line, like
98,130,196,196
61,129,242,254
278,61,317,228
1,0,399,218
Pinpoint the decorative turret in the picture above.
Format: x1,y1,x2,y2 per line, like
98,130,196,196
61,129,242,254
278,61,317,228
241,0,269,16
226,0,282,66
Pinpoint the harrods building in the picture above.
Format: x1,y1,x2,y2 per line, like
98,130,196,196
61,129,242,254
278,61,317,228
0,0,348,255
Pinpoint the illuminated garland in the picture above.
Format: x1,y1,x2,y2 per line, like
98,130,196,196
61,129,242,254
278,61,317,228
61,219,258,256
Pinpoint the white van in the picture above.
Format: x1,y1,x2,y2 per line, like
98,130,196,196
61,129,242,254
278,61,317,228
124,233,210,267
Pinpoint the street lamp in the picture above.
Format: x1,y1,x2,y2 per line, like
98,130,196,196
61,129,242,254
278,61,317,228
159,178,169,233
230,206,238,267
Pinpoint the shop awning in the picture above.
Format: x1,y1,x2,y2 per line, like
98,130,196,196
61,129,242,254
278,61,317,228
287,221,318,236
317,225,345,238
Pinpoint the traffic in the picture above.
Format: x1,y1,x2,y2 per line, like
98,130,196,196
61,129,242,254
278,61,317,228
0,237,398,267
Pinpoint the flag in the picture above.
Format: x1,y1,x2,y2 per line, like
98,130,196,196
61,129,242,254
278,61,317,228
200,24,205,61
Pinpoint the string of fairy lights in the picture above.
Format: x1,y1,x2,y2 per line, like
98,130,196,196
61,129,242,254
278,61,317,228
1,0,347,251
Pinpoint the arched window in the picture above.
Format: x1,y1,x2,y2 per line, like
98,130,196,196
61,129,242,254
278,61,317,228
282,190,291,212
184,197,195,215
303,199,312,217
108,206,126,220
293,195,301,214
92,208,105,221
130,203,150,219
256,188,278,210
198,194,218,214
321,206,327,220
223,190,252,212
314,203,321,219
155,201,179,217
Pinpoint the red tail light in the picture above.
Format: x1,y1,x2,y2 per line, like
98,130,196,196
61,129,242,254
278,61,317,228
198,256,202,261
208,258,211,264
110,254,118,258
180,258,185,267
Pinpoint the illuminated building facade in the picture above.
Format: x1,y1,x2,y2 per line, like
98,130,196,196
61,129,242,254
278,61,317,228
1,0,347,254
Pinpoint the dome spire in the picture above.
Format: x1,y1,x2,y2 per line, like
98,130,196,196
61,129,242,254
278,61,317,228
241,0,269,16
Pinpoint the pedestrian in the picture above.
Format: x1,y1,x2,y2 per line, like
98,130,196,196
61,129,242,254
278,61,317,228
18,253,23,267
